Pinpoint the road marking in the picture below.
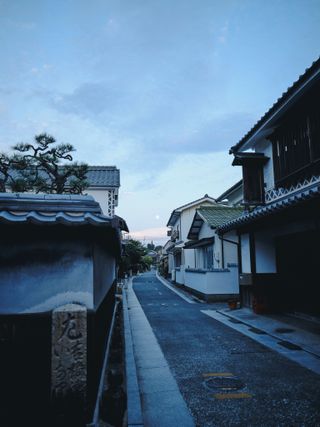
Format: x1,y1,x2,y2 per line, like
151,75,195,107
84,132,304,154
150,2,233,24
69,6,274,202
212,393,252,400
202,373,234,377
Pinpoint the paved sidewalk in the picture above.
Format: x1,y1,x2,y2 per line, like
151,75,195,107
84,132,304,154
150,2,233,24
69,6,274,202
218,307,320,357
202,307,320,375
124,276,194,427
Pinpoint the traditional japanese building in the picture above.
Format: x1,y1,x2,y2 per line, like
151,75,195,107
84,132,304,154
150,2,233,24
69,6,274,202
184,205,243,301
0,165,120,217
166,194,216,284
217,57,320,316
0,192,128,425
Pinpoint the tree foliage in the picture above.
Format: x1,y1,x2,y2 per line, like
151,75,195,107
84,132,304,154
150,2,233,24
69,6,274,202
119,239,152,277
0,133,88,194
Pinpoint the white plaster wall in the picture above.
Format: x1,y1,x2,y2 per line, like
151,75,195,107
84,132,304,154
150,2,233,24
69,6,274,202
175,268,184,284
206,267,239,294
168,253,174,271
180,202,215,241
86,188,119,215
184,248,195,269
255,230,277,273
185,271,207,293
223,231,239,265
185,266,239,295
255,139,275,191
199,222,213,239
241,233,251,273
86,189,109,215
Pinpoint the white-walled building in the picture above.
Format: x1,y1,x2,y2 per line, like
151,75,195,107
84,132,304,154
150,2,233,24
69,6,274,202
183,206,243,301
166,194,217,284
216,180,243,206
84,166,120,216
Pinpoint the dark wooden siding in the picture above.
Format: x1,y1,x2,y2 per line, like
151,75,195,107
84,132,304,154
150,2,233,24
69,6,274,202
271,83,320,188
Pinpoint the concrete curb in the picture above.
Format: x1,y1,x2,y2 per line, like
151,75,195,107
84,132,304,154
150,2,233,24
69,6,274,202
128,274,195,427
155,272,196,304
123,282,144,427
216,309,320,359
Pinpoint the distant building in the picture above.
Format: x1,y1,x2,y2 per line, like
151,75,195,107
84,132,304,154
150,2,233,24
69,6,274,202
216,179,243,206
1,165,120,217
85,166,120,216
184,205,243,301
166,194,217,284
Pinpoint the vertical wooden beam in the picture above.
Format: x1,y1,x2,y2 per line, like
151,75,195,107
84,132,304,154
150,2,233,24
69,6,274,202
237,233,242,274
249,232,256,274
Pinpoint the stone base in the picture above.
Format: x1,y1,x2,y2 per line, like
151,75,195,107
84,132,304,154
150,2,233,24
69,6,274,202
176,284,239,302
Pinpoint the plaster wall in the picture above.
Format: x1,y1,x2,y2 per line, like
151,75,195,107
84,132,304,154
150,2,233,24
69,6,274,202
184,248,195,269
255,230,277,273
175,268,184,284
223,231,239,265
198,222,213,239
228,186,243,206
255,139,275,191
179,202,215,241
86,188,119,215
241,233,251,273
93,243,116,309
86,189,108,215
185,266,239,295
185,271,207,293
0,240,94,314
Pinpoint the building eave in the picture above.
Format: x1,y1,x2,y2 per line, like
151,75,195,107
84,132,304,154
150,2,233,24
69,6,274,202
230,57,320,154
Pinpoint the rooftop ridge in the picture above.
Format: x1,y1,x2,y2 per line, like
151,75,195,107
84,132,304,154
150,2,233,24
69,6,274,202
230,57,320,153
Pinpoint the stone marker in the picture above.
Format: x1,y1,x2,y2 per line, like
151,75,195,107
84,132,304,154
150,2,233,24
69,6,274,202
51,303,87,422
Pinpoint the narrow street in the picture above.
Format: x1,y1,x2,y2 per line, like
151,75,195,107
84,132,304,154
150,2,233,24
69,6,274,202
130,271,320,427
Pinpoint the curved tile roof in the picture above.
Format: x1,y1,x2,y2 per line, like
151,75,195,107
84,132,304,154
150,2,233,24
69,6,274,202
0,192,127,230
230,57,320,154
0,166,120,188
217,185,320,234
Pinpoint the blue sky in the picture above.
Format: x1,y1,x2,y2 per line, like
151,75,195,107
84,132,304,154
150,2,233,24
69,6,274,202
1,0,320,244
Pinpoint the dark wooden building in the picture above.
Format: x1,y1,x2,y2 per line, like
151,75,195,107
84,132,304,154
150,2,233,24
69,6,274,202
218,57,320,317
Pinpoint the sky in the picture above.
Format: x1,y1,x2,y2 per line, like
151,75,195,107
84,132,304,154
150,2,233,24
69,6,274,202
1,0,320,245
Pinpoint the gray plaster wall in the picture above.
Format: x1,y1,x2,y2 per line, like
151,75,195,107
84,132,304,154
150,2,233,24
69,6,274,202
0,240,94,314
93,242,116,309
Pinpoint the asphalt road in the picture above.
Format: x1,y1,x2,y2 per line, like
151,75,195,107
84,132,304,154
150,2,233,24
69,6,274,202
132,271,320,427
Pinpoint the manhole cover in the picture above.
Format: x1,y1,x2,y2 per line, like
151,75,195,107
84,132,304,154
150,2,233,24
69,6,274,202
275,328,295,333
204,377,244,392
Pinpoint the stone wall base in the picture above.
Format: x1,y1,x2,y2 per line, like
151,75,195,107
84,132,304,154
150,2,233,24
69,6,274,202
176,283,239,302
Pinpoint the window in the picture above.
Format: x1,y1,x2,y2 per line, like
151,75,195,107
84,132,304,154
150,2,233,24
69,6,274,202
271,88,320,188
203,245,213,269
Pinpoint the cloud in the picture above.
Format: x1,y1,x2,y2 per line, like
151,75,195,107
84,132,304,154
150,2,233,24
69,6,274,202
7,19,36,30
129,226,168,242
50,82,121,117
217,21,229,44
39,79,255,176
117,150,242,238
